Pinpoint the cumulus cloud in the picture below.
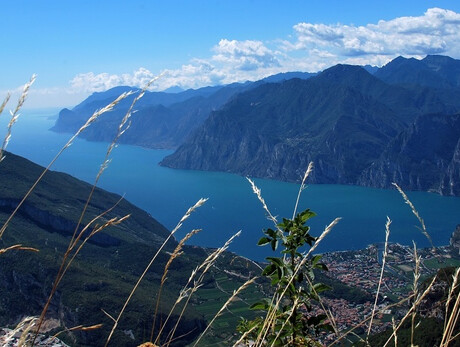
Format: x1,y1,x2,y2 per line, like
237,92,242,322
65,39,283,95
292,8,460,59
154,39,283,90
70,67,156,93
59,7,460,102
212,39,280,71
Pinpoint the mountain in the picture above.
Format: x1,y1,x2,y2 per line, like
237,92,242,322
0,152,261,346
359,113,460,196
260,71,316,83
161,62,460,190
375,55,460,89
51,72,318,150
51,82,254,149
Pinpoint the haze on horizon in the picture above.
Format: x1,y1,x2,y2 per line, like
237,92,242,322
1,0,460,109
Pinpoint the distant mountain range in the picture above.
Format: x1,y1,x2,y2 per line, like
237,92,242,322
51,73,315,149
53,55,460,195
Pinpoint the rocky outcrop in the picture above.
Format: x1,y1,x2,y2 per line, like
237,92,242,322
359,113,460,195
0,198,121,247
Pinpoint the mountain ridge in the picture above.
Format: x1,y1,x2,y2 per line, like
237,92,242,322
51,55,460,195
161,59,460,194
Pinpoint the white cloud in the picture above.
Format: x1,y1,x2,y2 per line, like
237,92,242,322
212,39,280,71
17,7,460,108
63,39,282,95
64,8,460,97
69,67,156,93
292,8,460,59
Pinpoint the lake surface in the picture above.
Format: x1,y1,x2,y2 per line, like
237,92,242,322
2,109,460,261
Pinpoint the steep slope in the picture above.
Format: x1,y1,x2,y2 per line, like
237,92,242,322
0,152,261,346
359,113,460,196
161,64,460,186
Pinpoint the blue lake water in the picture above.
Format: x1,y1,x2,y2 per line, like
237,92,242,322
1,109,460,261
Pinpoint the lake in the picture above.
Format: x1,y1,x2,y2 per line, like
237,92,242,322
2,108,460,261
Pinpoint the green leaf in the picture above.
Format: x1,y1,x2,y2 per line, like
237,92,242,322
270,239,278,251
311,254,322,266
250,300,270,311
300,209,316,223
262,263,276,276
266,228,276,238
313,282,331,293
266,257,284,267
257,237,271,246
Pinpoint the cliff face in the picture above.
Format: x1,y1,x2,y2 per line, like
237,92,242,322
161,75,403,184
161,64,460,192
359,113,460,195
52,55,460,195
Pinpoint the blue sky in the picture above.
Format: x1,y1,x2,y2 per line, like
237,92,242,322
1,0,460,108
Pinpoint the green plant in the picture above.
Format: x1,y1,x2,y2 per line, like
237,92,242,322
237,208,333,346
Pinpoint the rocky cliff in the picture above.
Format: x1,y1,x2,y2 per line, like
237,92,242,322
359,113,460,196
161,63,460,193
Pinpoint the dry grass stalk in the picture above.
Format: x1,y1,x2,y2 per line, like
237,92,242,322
0,244,39,254
0,74,36,163
69,83,149,247
245,177,283,345
191,277,258,347
105,198,208,347
367,217,391,340
292,162,313,219
0,92,11,117
101,308,117,323
392,183,433,247
270,297,300,347
247,177,278,228
232,323,258,347
150,228,201,341
31,198,127,344
23,79,156,344
254,217,340,346
63,214,131,276
1,316,38,347
303,268,340,338
329,294,415,346
52,323,103,339
0,90,132,241
410,242,421,347
440,267,460,346
161,231,241,347
382,275,437,347
392,317,398,347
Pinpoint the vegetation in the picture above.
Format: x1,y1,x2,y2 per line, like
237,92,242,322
0,79,261,346
1,76,459,347
237,208,333,346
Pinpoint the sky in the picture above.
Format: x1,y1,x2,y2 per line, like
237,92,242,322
1,0,460,109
